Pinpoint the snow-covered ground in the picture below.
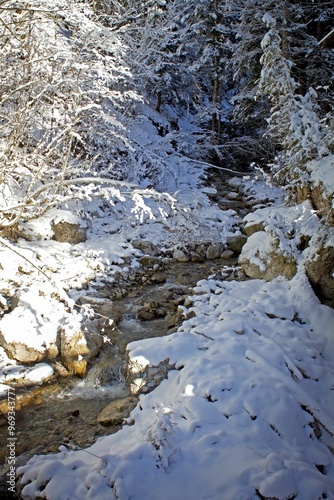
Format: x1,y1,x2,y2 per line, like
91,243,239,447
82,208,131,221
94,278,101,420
17,270,334,499
1,113,334,498
12,163,334,499
1,2,333,497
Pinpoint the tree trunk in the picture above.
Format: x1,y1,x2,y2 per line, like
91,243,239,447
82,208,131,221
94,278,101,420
155,90,162,112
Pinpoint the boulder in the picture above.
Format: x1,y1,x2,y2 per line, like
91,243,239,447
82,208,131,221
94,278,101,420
139,255,161,268
240,253,297,281
173,249,189,262
0,336,57,364
242,211,266,237
52,221,87,244
137,306,156,321
220,249,235,260
244,221,265,237
190,251,205,262
150,272,167,284
306,246,334,308
226,192,239,200
190,245,206,262
206,243,224,260
228,177,242,188
239,231,297,281
132,240,157,256
60,328,103,378
297,156,334,226
97,397,137,426
226,234,248,254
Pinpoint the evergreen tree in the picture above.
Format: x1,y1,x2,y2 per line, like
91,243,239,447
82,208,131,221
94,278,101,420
230,0,333,169
258,14,333,182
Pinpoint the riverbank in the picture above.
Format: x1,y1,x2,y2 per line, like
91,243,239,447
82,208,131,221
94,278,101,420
1,162,334,498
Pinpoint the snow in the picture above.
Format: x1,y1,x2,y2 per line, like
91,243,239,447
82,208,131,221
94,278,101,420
0,145,240,379
307,154,334,200
8,170,332,500
0,1,332,496
242,200,327,268
0,141,331,498
0,51,333,496
17,271,334,499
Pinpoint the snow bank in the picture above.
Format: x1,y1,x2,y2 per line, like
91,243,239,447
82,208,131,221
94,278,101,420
18,272,334,499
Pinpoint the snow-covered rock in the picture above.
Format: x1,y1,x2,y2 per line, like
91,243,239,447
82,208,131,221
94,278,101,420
51,209,88,244
300,154,334,226
0,285,61,363
60,320,103,378
239,231,297,280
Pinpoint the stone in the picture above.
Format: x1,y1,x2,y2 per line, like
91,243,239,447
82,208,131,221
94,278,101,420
0,336,54,364
190,252,205,262
137,306,156,321
150,272,167,284
306,246,334,308
190,246,206,262
173,249,189,262
132,240,157,256
156,307,168,317
172,295,187,306
206,243,224,260
79,297,122,325
297,182,334,226
240,253,297,281
139,255,161,268
201,187,217,200
239,231,297,281
226,234,248,254
0,390,44,414
60,328,103,378
52,221,87,244
220,249,235,260
97,397,137,426
51,361,71,377
228,177,242,188
226,192,239,200
244,221,265,237
166,313,179,328
183,296,193,308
